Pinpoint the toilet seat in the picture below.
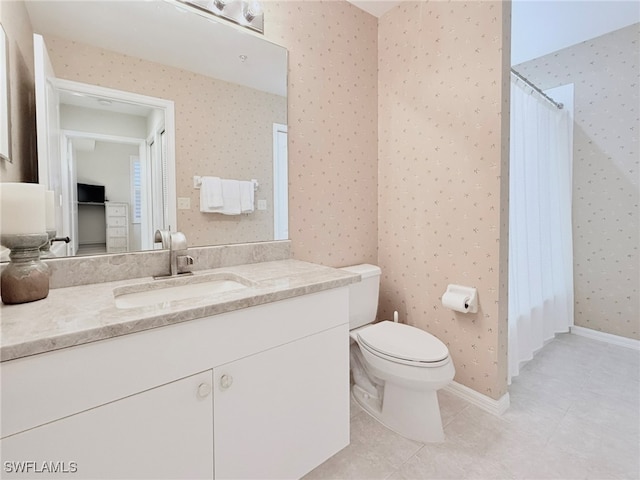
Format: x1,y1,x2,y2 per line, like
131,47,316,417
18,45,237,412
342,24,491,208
356,321,450,367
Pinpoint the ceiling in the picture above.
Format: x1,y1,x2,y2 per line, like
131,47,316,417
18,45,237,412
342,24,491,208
347,1,401,18
347,1,639,65
58,90,155,118
511,0,640,65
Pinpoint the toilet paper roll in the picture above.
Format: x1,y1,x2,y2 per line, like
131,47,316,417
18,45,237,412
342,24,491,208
442,284,478,313
442,291,471,313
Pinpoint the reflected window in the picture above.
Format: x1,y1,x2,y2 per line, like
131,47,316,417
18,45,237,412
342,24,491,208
131,156,142,224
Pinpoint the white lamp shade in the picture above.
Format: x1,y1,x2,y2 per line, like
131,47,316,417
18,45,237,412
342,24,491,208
0,183,47,235
45,190,56,231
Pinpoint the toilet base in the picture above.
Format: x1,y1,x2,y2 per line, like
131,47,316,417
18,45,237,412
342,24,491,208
352,381,445,443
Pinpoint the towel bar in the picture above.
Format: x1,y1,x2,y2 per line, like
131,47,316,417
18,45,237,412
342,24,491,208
193,176,259,190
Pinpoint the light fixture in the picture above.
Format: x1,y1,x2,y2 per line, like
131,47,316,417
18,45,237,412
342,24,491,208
212,0,226,11
180,0,264,34
242,1,262,22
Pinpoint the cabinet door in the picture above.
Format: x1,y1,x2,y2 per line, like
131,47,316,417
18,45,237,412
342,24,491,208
1,371,214,480
214,325,349,480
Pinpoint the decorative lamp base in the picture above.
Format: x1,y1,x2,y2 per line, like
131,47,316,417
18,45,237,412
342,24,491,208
1,233,50,305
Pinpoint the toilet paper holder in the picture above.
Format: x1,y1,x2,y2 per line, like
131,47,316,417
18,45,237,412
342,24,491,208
442,284,478,314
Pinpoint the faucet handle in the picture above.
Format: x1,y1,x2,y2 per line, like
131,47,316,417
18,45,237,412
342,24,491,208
154,229,171,249
170,231,188,251
177,254,194,274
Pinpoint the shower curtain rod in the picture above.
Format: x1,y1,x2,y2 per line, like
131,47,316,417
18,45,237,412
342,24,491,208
510,68,564,110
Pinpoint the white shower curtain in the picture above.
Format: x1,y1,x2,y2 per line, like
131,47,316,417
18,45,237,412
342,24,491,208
508,75,574,380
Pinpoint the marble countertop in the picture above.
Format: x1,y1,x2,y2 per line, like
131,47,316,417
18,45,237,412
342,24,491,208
0,260,360,362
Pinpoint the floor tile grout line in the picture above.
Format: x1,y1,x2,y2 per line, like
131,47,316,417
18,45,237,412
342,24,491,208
384,444,426,480
442,403,471,429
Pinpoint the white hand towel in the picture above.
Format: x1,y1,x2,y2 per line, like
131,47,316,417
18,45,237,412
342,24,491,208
199,176,223,212
219,179,242,215
240,181,255,213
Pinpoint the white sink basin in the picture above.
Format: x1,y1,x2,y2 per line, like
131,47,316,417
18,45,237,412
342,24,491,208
114,273,254,309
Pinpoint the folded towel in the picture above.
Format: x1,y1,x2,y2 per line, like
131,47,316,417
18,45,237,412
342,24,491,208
199,176,223,212
218,179,242,215
239,181,255,213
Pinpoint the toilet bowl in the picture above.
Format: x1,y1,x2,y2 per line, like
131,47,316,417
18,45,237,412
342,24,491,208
341,265,455,443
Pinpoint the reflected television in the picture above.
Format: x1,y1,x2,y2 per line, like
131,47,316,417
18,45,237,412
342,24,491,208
77,183,105,203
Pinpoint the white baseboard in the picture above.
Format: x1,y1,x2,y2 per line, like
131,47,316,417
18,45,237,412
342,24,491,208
444,381,510,417
571,325,640,350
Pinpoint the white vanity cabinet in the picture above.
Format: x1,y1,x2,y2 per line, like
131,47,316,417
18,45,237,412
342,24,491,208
1,371,214,479
213,326,347,479
1,287,350,480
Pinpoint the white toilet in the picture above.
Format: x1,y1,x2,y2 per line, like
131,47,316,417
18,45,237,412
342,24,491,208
341,264,455,443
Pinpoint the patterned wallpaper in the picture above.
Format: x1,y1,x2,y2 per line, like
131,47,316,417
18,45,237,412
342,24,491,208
378,1,511,399
45,35,286,247
0,0,37,183
263,1,379,267
516,24,639,340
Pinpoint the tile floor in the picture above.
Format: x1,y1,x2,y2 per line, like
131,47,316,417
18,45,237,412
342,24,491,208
305,333,640,479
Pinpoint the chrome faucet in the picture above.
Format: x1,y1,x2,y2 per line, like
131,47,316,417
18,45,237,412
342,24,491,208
154,230,194,277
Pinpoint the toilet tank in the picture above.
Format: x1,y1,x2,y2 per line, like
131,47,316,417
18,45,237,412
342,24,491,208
340,264,382,330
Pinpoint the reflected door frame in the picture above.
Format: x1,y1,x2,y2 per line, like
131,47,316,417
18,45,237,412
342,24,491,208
61,131,147,254
36,75,177,255
54,79,177,244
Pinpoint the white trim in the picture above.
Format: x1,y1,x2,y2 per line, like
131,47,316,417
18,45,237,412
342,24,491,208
0,26,10,162
444,381,510,416
54,78,173,113
571,326,640,351
34,34,58,190
273,123,288,241
62,130,144,146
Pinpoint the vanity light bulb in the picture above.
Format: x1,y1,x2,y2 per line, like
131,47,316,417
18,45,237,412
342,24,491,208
242,0,262,22
213,0,227,11
249,0,263,15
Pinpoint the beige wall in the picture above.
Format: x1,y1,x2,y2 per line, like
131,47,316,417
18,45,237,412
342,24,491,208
264,1,379,267
516,24,639,340
0,0,37,183
378,1,511,399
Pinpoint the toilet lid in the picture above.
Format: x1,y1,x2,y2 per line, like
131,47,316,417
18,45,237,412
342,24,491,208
357,321,449,363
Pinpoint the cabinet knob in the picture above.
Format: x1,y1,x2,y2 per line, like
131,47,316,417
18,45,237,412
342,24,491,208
220,374,233,390
197,382,212,398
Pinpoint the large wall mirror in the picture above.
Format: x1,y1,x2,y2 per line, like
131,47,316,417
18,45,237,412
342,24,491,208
7,0,287,258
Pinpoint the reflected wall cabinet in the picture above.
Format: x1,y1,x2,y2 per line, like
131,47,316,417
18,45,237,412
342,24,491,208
105,202,129,253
